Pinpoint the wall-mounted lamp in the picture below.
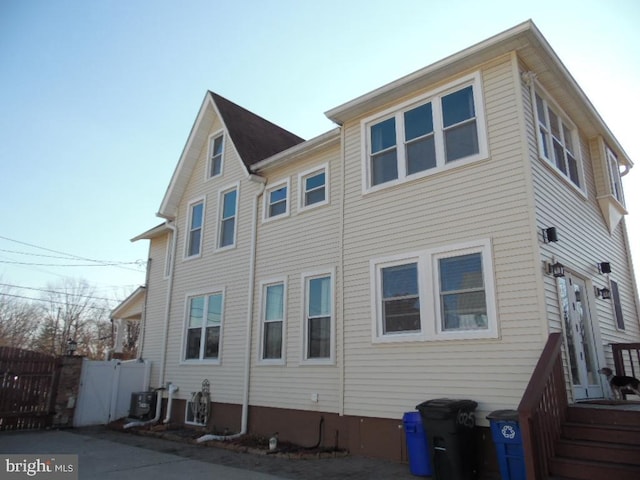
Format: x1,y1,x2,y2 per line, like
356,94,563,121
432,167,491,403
548,261,565,278
598,262,611,274
595,287,612,300
543,227,558,243
67,338,77,356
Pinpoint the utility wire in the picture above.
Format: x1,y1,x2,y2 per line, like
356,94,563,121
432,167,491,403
0,292,112,313
0,260,141,267
0,282,124,303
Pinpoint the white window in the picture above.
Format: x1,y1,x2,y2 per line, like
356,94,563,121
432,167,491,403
302,270,334,363
260,279,286,362
184,292,223,362
208,133,224,178
185,199,205,258
363,72,487,191
264,180,290,220
299,165,328,210
371,240,497,342
218,186,238,249
534,89,582,189
605,146,625,206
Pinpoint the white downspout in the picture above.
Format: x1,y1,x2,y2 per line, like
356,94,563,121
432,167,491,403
197,174,265,443
163,383,179,423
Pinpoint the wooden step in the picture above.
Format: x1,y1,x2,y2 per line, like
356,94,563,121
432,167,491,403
562,421,640,445
555,438,640,465
550,457,640,480
568,404,640,427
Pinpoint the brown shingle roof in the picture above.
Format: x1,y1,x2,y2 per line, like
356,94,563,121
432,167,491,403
210,92,305,169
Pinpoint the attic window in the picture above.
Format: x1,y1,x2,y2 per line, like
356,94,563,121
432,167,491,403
606,146,625,206
208,133,224,178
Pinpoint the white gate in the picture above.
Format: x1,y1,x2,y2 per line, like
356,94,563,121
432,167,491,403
73,359,151,427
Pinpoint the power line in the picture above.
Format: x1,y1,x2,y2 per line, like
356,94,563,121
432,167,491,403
0,282,124,303
0,260,142,267
0,292,111,313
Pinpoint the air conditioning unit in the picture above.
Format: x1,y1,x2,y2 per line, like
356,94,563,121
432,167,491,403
129,391,157,420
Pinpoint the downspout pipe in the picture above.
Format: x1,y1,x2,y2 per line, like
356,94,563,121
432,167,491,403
163,383,179,423
197,174,265,443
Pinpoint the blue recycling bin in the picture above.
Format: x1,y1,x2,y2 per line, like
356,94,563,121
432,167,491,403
487,410,526,480
403,411,433,477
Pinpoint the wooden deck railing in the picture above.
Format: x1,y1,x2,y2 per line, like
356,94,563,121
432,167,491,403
612,342,640,378
518,333,568,480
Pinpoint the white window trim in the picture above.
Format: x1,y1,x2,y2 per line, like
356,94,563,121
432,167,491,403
184,196,206,260
180,288,225,365
605,145,625,207
371,239,498,343
205,131,225,181
216,183,239,251
360,71,488,194
184,400,207,426
298,164,329,212
530,82,586,197
301,268,336,365
263,178,291,222
258,277,287,365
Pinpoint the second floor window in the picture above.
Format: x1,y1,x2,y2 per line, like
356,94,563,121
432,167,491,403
186,200,204,257
606,146,625,206
265,180,289,220
219,188,237,248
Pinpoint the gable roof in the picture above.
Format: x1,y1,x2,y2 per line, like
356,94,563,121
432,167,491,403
158,92,304,219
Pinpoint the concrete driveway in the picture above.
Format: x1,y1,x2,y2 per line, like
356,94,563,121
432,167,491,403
0,427,416,480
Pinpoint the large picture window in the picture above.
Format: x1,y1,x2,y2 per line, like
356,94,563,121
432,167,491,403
184,292,223,361
364,72,487,190
371,240,497,342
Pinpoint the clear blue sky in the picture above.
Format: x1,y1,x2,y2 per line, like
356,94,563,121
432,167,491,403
1,0,639,304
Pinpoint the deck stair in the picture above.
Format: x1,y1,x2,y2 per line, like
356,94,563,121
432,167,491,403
549,403,640,480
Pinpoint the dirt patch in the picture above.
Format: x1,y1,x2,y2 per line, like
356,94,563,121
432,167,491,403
107,419,348,459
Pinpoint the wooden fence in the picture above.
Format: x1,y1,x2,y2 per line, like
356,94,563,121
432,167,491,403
0,346,60,431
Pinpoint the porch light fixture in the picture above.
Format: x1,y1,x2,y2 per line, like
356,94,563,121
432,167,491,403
543,227,558,243
548,262,565,278
598,262,611,274
67,338,77,356
595,287,612,300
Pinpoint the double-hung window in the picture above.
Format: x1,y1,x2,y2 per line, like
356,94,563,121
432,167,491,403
371,240,496,342
534,91,581,189
264,180,289,220
364,72,487,190
605,146,625,206
261,280,286,361
303,271,334,362
185,292,223,361
299,165,328,210
218,186,238,249
208,134,224,178
186,199,204,258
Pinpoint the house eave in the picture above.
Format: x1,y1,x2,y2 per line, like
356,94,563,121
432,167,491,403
131,222,172,242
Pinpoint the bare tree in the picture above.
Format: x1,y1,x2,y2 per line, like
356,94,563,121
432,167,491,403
0,284,41,348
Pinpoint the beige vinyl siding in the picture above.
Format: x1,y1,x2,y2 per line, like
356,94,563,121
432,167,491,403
340,56,543,422
160,110,260,406
525,59,640,371
141,234,170,389
251,143,342,412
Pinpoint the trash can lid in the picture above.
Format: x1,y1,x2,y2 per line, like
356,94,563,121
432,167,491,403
416,398,478,413
486,409,519,421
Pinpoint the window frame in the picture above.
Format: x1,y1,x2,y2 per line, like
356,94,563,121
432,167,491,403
181,288,225,364
531,84,585,195
258,278,287,364
263,179,290,222
184,197,205,259
361,72,488,193
217,184,239,251
206,132,225,180
301,269,335,365
298,164,329,212
371,239,497,343
605,145,625,207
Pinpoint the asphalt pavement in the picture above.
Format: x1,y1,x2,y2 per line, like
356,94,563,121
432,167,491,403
0,427,418,480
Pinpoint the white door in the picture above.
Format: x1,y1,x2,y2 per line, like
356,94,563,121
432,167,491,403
558,274,603,400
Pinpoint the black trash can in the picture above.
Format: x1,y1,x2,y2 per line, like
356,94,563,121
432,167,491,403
416,398,478,480
486,410,526,480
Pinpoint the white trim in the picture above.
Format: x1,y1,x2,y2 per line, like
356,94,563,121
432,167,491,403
163,230,174,279
216,182,240,251
184,196,206,260
301,268,336,365
258,277,288,365
360,71,488,194
263,178,291,222
298,164,329,212
205,130,225,181
184,401,207,426
370,239,498,343
180,288,225,365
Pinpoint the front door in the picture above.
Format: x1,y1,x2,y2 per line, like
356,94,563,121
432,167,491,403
558,274,603,400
